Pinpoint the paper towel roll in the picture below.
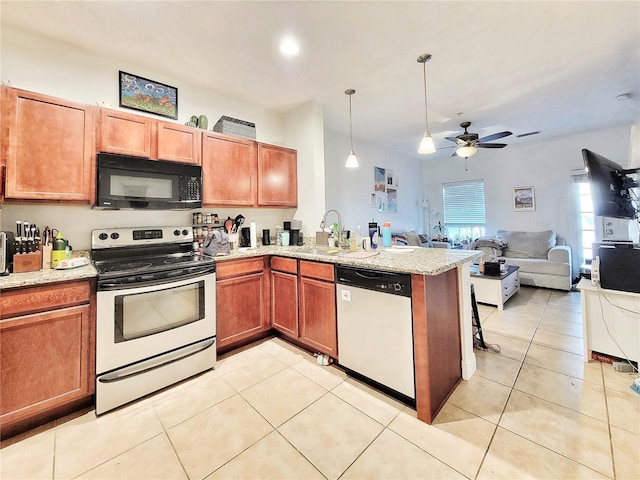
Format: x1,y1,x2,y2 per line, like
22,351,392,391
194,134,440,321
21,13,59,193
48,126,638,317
249,221,257,248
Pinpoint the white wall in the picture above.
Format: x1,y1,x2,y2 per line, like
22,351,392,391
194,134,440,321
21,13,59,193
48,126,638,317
0,25,324,250
323,129,424,237
283,101,326,238
422,124,633,276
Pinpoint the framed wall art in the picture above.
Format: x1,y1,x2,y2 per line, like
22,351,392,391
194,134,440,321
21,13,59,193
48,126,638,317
513,186,535,211
119,71,178,119
387,188,397,213
374,166,386,192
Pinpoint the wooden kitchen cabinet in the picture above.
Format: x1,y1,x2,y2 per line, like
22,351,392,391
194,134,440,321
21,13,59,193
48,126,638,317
98,108,200,164
201,131,257,206
201,132,297,207
157,121,201,164
215,257,271,350
1,87,95,202
0,279,96,439
270,256,299,337
97,108,153,157
257,143,297,207
298,260,337,357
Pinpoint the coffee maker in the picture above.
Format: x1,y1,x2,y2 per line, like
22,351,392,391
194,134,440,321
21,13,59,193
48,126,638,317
284,220,304,246
240,227,251,247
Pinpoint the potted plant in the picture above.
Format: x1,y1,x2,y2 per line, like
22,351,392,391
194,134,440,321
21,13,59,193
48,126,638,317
433,221,447,241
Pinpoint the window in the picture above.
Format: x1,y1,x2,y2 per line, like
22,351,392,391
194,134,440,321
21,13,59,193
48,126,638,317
575,177,595,264
442,179,486,241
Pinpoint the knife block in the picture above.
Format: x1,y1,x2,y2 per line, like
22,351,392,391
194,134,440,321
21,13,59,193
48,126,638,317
13,251,43,273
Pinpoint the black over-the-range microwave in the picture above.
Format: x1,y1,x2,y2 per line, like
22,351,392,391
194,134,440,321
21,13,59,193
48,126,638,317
96,153,202,210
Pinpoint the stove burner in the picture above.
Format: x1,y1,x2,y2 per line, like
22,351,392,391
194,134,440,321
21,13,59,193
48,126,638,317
164,256,192,265
102,261,154,272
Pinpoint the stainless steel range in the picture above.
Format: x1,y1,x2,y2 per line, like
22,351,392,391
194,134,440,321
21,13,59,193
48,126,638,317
92,226,216,415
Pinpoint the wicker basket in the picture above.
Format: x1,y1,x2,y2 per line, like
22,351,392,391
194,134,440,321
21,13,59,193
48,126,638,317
212,116,256,140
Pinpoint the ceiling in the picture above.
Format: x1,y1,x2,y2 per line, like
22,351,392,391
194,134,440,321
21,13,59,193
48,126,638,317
2,1,639,160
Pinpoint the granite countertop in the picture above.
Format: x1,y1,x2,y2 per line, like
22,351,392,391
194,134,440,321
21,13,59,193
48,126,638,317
0,263,98,290
0,245,482,290
216,244,483,276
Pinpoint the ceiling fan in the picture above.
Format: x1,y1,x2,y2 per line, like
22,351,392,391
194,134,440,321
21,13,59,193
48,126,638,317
444,121,513,158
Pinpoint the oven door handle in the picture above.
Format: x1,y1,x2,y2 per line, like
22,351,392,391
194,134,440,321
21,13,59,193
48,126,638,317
97,337,216,383
98,267,216,291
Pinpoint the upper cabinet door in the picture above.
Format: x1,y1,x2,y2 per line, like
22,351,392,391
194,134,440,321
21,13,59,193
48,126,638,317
2,87,95,202
157,121,201,164
201,132,257,206
98,109,154,158
257,143,297,207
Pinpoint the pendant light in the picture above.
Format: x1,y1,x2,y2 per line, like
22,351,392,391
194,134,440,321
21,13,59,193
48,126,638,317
417,54,436,154
345,89,359,168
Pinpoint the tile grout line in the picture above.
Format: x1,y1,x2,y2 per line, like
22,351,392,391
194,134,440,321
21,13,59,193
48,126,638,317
472,291,550,479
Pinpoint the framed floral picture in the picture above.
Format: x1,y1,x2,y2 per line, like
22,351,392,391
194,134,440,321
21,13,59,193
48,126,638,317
119,71,178,119
513,186,535,211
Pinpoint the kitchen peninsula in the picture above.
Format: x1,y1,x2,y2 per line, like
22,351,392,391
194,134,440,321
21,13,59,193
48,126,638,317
220,244,482,423
0,244,481,434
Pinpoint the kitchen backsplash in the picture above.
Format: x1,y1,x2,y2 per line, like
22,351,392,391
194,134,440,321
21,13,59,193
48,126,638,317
0,204,296,250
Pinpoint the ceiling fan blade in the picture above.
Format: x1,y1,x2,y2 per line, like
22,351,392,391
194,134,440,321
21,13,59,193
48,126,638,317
477,143,507,148
437,145,455,150
445,136,459,143
478,131,512,142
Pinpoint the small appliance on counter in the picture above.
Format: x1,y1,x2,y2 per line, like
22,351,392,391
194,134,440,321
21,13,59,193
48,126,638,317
240,227,251,247
1,231,15,275
284,219,304,246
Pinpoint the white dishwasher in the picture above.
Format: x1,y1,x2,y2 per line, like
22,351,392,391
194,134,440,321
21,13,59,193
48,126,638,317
336,265,415,403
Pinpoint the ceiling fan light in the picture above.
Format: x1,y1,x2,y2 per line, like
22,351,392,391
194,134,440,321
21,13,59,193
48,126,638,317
456,145,477,158
418,131,436,154
345,150,359,168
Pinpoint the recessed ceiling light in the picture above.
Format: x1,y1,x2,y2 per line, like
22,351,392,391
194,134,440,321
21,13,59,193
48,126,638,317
279,37,300,56
616,93,631,101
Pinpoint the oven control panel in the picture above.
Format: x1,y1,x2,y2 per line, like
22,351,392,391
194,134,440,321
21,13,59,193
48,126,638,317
92,226,193,249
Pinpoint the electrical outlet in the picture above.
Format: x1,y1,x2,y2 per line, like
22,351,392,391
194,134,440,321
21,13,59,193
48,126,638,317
340,289,351,302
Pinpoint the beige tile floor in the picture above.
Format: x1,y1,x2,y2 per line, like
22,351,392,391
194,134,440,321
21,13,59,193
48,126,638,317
2,286,639,479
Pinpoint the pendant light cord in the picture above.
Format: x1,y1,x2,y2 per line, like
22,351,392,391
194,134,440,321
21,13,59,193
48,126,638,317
349,93,355,151
422,60,429,130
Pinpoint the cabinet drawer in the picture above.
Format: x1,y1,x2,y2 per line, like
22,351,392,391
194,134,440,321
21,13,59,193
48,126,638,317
216,257,267,280
299,260,335,282
503,278,520,301
271,256,297,274
1,280,92,319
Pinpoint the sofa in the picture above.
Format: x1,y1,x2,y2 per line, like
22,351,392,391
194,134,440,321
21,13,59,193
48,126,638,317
391,230,431,247
391,230,458,249
470,230,572,291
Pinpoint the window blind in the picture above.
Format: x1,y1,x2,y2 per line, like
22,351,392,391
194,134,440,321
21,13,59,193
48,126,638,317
442,179,486,225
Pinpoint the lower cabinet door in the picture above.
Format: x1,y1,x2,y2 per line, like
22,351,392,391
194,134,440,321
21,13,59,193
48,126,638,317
216,271,269,348
298,276,337,357
271,271,299,337
0,305,93,429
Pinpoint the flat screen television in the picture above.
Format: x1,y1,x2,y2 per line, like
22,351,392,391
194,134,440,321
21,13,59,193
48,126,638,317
581,149,638,219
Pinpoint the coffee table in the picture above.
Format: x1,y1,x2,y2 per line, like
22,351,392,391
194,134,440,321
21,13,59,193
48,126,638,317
469,265,520,310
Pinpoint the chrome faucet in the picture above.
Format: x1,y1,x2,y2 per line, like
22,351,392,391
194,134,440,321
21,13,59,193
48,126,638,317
319,209,343,247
